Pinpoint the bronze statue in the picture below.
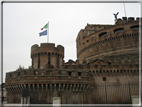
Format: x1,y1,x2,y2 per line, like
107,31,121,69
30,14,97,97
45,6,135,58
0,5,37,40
113,12,119,20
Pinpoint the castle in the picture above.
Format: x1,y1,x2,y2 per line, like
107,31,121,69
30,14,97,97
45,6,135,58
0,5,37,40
5,17,141,104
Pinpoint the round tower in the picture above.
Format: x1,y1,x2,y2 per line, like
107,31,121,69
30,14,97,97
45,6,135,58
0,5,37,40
76,17,140,65
31,43,64,69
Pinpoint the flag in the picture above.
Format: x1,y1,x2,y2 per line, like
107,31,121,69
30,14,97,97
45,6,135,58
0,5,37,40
41,23,48,30
39,30,47,37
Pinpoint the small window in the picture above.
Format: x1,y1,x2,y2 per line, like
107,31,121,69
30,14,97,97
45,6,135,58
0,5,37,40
87,40,89,42
34,71,36,75
108,62,111,65
103,77,106,81
24,71,27,75
10,74,12,77
130,25,141,30
78,72,81,76
114,28,124,33
18,72,20,76
68,72,71,76
99,32,107,37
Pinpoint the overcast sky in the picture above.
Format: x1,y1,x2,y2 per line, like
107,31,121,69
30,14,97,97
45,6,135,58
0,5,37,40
2,2,141,82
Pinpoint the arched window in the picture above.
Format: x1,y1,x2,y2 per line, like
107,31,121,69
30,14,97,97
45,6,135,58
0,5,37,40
99,32,107,37
114,28,124,33
130,25,141,30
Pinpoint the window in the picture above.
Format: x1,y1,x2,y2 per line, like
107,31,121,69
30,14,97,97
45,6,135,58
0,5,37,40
78,72,81,76
114,28,124,33
10,74,12,77
130,25,141,30
18,72,20,76
68,72,71,76
99,32,107,37
24,71,27,75
103,77,106,81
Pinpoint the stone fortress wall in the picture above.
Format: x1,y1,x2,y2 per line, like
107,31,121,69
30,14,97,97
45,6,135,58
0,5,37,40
76,17,140,65
5,17,141,104
31,43,64,69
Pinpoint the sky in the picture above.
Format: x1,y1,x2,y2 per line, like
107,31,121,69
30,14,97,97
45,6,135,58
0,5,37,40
2,1,141,83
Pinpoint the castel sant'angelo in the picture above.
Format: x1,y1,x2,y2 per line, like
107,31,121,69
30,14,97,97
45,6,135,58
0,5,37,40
5,17,141,104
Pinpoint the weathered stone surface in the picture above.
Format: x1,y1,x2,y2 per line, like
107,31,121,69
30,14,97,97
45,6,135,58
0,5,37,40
5,17,141,104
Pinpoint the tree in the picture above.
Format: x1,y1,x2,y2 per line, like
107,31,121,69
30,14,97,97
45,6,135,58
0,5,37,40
28,65,33,69
16,65,24,71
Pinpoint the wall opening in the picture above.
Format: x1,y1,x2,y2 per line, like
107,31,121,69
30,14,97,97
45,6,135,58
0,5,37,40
48,53,50,65
78,72,81,76
103,77,106,81
114,28,124,33
99,32,107,37
38,53,40,69
130,25,141,30
18,72,20,76
68,72,71,76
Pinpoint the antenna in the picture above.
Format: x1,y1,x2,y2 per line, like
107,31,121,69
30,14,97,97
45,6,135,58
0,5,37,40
123,1,127,17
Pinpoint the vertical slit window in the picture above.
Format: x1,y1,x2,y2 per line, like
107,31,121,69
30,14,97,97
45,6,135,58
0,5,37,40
78,72,81,76
68,72,71,76
38,53,40,69
48,53,50,65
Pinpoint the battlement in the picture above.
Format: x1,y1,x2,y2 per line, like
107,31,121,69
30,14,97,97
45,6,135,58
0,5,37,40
31,43,64,57
115,17,141,24
31,43,64,69
76,17,140,64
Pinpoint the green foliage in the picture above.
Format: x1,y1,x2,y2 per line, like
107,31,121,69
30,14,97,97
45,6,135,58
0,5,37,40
28,65,33,69
16,65,24,71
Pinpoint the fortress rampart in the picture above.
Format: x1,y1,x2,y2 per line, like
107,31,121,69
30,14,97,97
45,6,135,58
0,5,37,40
76,17,140,64
5,17,141,104
31,43,64,69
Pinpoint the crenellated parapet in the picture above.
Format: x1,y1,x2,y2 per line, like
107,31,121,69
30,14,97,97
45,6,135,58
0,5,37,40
31,43,64,69
31,43,64,57
115,17,142,24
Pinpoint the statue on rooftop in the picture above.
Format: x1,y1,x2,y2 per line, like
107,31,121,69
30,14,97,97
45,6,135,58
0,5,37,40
113,12,119,20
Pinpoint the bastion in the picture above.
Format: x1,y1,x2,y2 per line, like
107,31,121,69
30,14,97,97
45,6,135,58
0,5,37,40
5,17,141,104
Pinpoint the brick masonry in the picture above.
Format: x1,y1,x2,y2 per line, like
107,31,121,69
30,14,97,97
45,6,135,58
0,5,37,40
5,17,141,104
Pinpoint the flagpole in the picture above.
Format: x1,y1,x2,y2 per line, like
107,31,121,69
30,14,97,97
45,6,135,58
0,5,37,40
123,1,127,17
48,21,49,43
